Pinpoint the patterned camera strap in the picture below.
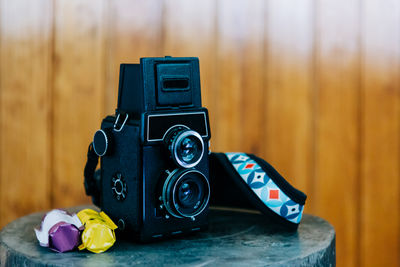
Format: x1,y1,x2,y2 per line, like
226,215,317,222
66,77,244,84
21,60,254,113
225,153,304,224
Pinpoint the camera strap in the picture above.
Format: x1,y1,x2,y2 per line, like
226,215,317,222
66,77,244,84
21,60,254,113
83,143,101,206
209,152,307,230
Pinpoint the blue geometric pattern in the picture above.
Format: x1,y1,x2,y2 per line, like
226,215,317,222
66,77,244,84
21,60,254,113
225,153,304,224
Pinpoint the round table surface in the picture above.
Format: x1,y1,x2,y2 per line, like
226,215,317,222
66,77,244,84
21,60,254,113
0,206,335,267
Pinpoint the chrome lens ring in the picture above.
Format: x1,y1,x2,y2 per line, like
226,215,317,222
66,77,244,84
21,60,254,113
171,129,204,168
162,169,210,219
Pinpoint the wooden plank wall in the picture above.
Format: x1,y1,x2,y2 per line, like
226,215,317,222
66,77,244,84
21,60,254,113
52,0,106,208
314,1,361,266
361,1,400,266
0,1,399,266
0,0,52,231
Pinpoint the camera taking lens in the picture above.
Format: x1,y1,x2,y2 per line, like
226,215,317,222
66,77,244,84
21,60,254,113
164,126,204,168
162,169,210,219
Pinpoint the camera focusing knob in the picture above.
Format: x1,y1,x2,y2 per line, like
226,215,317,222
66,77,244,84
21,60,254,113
111,173,127,201
164,126,187,148
93,129,113,157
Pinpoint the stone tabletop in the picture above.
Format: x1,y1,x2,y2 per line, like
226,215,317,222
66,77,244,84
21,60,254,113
0,207,335,267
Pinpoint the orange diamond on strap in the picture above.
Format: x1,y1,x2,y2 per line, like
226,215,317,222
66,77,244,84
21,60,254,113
269,189,279,199
244,163,255,169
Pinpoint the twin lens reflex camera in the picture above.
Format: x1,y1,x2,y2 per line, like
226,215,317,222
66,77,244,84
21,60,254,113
85,57,211,241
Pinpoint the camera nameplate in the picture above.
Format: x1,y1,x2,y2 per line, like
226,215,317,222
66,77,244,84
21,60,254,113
145,111,209,143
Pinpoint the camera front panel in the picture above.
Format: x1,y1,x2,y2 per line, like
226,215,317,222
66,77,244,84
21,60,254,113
139,109,211,241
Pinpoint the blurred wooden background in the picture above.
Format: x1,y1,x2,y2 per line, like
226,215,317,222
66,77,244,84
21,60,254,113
0,0,399,266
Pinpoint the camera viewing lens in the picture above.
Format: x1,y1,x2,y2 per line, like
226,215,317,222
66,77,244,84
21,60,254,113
164,126,204,168
178,136,200,162
162,169,210,218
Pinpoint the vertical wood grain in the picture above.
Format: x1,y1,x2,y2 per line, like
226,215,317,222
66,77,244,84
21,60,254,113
215,0,265,153
52,0,106,207
0,0,52,227
162,0,217,140
264,0,314,194
361,1,400,266
105,0,163,115
314,0,361,266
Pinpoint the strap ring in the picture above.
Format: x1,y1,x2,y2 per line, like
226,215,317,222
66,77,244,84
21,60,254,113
113,113,129,132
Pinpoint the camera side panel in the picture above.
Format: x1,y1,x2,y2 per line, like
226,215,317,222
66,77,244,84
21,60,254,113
117,64,143,118
100,117,142,234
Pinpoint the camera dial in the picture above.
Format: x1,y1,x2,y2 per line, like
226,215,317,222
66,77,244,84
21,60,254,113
112,173,127,201
164,125,204,168
161,168,210,219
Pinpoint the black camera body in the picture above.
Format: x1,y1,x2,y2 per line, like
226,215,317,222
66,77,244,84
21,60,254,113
91,57,211,241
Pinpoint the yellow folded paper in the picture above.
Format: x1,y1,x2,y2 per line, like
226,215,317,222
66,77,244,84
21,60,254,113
77,209,118,253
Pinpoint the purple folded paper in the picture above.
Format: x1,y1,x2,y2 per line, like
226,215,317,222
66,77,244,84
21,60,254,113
34,209,83,253
48,222,81,253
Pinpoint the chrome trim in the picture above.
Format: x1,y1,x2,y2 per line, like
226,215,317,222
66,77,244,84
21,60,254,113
147,111,208,142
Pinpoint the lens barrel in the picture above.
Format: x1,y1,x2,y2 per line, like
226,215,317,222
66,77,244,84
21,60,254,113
162,169,210,218
164,126,204,168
